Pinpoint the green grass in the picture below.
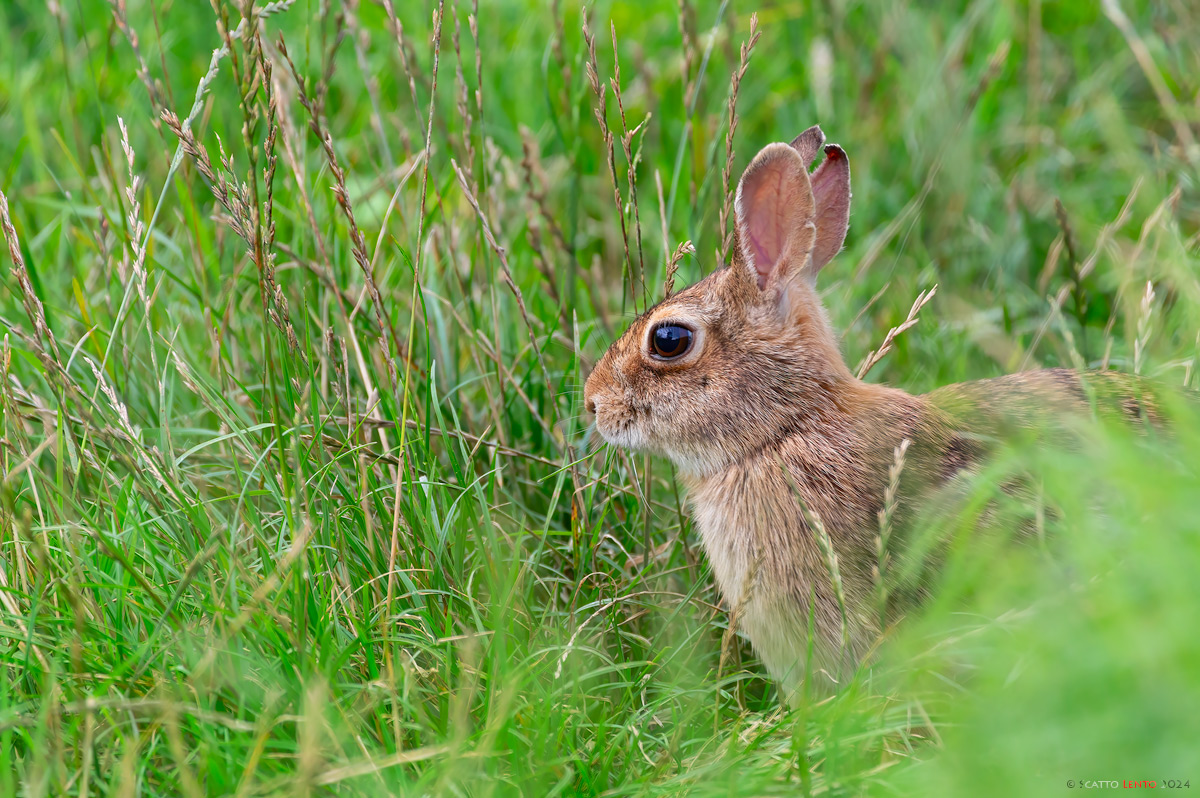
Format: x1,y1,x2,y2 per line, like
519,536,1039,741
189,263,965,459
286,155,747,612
1,0,1198,794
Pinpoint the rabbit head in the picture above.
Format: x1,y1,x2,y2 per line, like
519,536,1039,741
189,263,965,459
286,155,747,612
584,126,854,477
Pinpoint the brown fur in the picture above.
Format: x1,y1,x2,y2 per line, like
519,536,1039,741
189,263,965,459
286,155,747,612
583,129,1153,699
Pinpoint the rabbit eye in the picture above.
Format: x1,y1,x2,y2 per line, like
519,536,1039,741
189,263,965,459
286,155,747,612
650,324,694,360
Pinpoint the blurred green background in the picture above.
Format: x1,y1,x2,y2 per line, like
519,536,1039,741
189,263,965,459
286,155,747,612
0,0,1197,795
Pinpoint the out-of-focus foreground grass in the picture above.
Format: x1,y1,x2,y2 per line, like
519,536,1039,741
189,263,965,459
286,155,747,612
0,0,1198,795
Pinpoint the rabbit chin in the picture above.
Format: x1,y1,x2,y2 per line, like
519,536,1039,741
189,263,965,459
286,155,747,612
595,414,731,479
593,420,643,452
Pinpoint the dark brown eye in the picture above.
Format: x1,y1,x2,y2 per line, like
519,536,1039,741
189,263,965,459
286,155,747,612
651,324,694,360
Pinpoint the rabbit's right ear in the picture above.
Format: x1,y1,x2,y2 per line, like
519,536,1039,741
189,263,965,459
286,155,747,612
807,144,851,276
734,143,816,291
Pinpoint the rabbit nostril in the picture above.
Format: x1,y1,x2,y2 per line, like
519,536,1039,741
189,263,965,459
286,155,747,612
585,397,596,415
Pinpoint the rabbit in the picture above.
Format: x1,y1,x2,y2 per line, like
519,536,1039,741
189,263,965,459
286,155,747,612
582,125,1158,698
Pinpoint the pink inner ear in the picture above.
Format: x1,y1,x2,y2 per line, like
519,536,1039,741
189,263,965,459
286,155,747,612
735,144,816,289
746,171,788,284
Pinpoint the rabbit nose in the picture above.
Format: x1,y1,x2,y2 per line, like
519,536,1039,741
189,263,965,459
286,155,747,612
585,396,596,415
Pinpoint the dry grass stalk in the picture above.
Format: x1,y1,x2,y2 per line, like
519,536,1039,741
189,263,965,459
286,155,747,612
382,0,426,136
450,158,554,401
516,132,614,335
675,0,719,214
392,3,445,394
655,168,669,265
677,0,697,108
117,117,163,378
1185,331,1200,388
269,59,333,279
313,13,349,121
0,467,47,665
158,0,294,154
719,12,760,266
108,0,166,128
716,548,762,702
0,190,62,373
583,10,636,310
856,284,939,379
450,155,586,523
146,0,294,174
453,12,476,189
798,493,850,664
83,355,179,501
1102,0,1198,167
549,0,571,112
523,210,568,331
411,3,445,283
430,225,513,450
1098,185,1179,375
664,240,695,298
257,39,279,269
518,128,573,259
173,16,242,137
161,113,254,244
159,96,297,358
276,35,405,381
383,0,446,696
6,378,176,509
1134,280,1155,375
1127,185,1182,267
1022,179,1143,369
0,323,185,526
267,41,387,437
1048,301,1090,373
470,1,482,123
256,35,302,357
345,1,394,169
387,3,443,390
117,119,148,301
609,23,649,307
874,438,910,631
311,745,450,787
324,327,345,408
851,40,1009,285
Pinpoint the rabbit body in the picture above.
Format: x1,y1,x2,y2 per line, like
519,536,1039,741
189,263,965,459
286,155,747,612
680,376,929,690
583,127,1151,695
683,365,1109,691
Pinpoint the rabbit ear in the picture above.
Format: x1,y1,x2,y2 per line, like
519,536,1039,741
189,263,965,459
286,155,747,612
789,125,825,170
734,143,816,290
807,144,851,275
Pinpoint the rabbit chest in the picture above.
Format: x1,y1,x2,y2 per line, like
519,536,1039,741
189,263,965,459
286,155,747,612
684,455,879,686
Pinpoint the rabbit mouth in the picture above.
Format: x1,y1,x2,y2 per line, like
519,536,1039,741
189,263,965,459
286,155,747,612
591,401,647,451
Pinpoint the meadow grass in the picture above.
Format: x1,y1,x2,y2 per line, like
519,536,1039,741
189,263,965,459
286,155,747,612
1,0,1198,794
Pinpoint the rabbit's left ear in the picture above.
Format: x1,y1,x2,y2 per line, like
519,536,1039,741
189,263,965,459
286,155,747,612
806,144,851,277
